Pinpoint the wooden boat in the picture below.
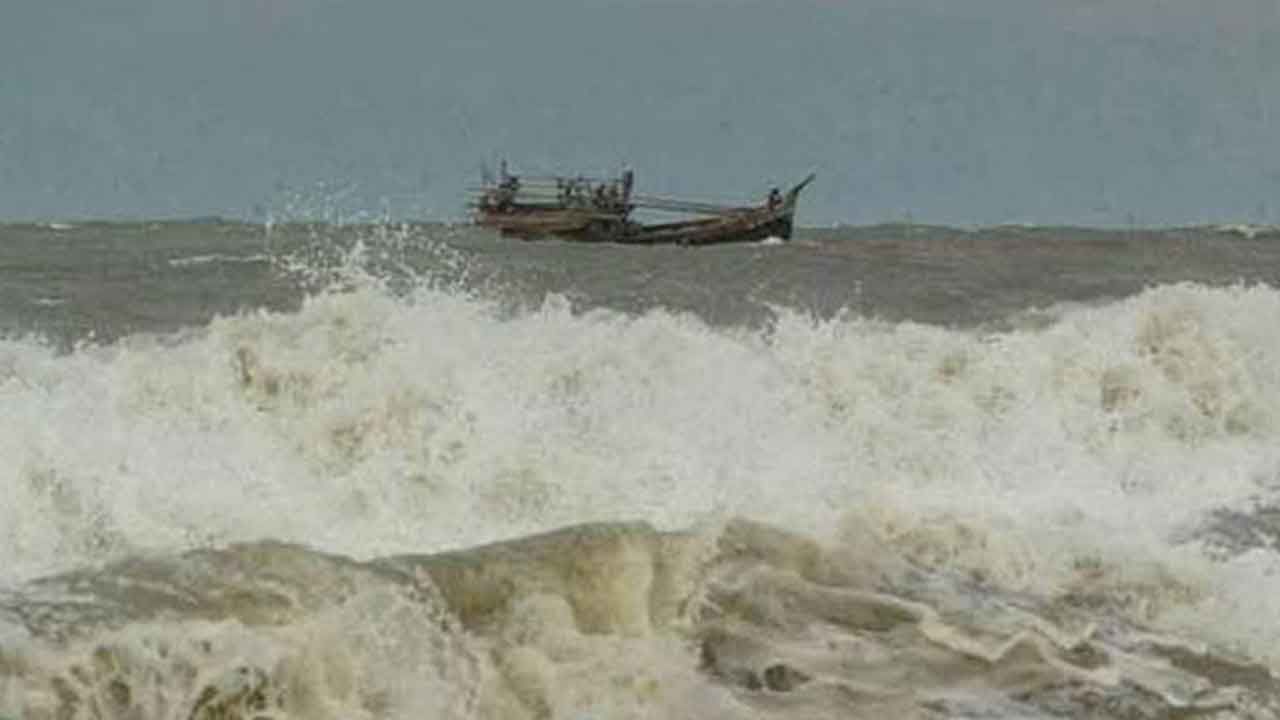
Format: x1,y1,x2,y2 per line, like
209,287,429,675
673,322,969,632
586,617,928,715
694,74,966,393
470,164,814,245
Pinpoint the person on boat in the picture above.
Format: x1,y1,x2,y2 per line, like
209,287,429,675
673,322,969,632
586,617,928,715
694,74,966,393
492,174,517,211
767,187,782,210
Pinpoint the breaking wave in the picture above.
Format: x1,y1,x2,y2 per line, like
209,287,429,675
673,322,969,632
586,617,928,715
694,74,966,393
2,245,1280,716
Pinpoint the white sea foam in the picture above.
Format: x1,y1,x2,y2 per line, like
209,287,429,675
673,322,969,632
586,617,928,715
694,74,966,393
2,274,1280,672
167,252,271,268
1215,223,1280,239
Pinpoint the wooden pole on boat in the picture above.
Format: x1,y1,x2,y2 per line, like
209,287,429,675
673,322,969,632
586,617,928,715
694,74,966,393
629,196,751,215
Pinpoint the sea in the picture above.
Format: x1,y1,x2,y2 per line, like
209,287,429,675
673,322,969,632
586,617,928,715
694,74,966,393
2,219,1280,719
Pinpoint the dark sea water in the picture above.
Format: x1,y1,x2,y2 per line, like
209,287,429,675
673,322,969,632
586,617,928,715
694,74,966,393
3,220,1280,718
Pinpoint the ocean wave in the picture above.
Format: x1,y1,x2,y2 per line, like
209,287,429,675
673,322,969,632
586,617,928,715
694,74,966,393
2,519,1275,719
1,277,1280,688
167,252,272,268
1214,224,1280,240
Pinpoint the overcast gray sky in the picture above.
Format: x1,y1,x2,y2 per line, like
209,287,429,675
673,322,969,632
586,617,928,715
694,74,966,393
3,0,1278,225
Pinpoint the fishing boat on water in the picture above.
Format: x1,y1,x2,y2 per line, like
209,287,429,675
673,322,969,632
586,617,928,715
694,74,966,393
469,163,815,245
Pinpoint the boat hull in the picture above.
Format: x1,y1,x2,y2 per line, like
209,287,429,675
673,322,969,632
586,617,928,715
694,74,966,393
474,173,813,246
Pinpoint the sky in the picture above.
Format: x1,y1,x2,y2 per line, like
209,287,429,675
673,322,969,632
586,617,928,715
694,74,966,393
2,0,1278,226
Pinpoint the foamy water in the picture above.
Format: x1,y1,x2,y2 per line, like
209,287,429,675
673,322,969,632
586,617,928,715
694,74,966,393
2,227,1279,717
167,252,272,268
